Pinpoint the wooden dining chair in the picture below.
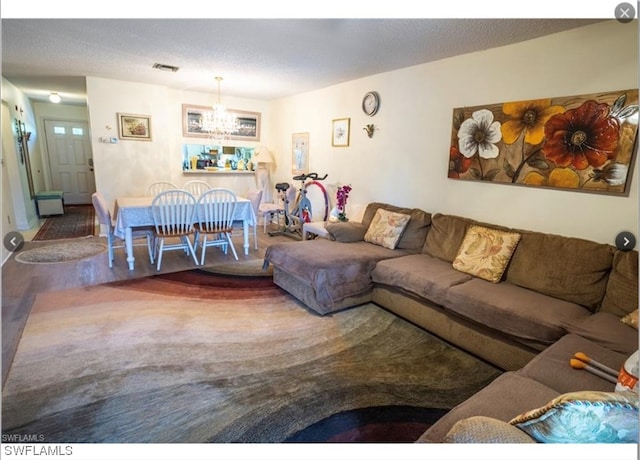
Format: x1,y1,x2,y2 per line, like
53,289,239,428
146,181,177,196
151,189,199,270
91,192,154,268
183,180,211,197
194,188,238,265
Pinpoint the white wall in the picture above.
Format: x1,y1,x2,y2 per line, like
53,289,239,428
268,20,639,245
1,78,39,230
86,77,272,210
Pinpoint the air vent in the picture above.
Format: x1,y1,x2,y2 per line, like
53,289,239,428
152,63,180,72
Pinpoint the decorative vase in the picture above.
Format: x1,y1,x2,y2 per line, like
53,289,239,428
329,206,340,223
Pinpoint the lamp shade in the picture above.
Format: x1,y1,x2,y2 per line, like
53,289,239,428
253,147,274,164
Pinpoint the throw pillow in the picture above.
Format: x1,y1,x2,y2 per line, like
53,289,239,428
452,225,521,283
621,309,638,330
510,390,639,443
363,208,411,250
325,222,367,243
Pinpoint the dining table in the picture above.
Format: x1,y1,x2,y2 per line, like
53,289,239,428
113,196,256,270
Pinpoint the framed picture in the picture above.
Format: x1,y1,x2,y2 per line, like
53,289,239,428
332,118,350,147
292,132,309,174
117,113,152,141
448,89,639,196
182,104,261,141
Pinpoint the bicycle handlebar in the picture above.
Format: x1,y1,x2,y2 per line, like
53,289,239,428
292,172,328,181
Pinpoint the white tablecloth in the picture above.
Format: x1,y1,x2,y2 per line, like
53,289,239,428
114,196,256,270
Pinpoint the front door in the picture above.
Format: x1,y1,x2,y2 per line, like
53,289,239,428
44,119,95,204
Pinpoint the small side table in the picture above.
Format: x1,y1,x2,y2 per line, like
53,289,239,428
302,221,330,240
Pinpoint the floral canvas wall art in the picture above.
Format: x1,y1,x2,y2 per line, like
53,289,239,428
448,89,638,195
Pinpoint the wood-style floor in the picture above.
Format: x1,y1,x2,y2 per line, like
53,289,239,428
1,225,301,385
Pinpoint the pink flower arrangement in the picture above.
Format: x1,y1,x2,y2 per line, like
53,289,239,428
336,184,352,216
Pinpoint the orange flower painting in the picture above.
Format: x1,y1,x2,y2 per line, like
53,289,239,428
449,90,638,195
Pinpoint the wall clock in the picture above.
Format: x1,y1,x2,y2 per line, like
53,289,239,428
362,91,380,116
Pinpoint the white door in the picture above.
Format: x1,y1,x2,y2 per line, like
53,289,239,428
44,119,95,204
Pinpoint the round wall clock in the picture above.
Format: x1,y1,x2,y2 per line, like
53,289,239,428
362,91,380,116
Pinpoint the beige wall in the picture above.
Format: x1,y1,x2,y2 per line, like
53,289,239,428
86,77,272,210
268,20,639,244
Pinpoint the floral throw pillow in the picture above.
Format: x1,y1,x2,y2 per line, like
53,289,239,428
621,309,638,330
510,390,639,443
364,208,411,250
452,225,521,283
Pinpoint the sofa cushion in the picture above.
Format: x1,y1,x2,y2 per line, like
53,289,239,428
371,254,472,307
444,416,536,443
559,312,639,355
519,334,627,394
452,225,521,283
509,390,639,443
600,250,638,317
325,222,367,242
418,372,560,443
505,231,614,312
445,278,590,345
423,213,472,262
361,202,431,249
264,239,413,312
364,208,411,249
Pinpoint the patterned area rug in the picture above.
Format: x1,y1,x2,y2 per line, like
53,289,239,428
14,241,107,264
32,205,96,241
2,270,501,443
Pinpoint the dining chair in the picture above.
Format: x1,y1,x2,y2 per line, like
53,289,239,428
183,180,211,197
91,192,154,268
194,188,238,265
146,181,177,196
245,188,263,250
151,189,199,270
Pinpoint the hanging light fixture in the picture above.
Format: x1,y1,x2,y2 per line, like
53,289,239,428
49,92,61,103
202,76,237,140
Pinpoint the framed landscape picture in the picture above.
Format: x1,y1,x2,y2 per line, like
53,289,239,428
117,113,151,141
182,104,261,141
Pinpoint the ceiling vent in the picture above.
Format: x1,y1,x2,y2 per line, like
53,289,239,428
152,63,180,72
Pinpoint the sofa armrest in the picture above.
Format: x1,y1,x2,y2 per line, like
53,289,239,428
443,416,536,443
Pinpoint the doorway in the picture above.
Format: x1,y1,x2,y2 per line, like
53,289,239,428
44,119,95,204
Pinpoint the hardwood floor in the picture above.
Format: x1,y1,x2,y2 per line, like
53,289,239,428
1,225,301,385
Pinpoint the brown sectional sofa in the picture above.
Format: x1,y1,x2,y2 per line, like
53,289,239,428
263,202,639,442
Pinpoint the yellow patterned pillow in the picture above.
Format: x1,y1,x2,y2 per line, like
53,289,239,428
621,309,639,330
453,225,521,283
364,208,411,250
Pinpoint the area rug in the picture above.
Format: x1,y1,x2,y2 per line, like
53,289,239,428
1,270,501,443
14,241,107,264
201,258,273,277
32,205,96,241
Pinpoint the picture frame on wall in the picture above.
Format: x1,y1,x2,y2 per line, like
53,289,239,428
117,113,152,141
292,132,309,174
332,118,350,147
181,104,261,141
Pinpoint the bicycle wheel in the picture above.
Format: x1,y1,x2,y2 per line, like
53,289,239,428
304,180,329,221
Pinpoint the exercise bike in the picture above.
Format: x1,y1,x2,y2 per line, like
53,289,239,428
268,172,328,240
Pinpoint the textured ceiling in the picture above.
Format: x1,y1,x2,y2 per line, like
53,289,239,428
2,18,604,105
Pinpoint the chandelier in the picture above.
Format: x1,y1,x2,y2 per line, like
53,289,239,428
202,76,237,140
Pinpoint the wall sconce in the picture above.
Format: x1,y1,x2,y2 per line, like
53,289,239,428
363,124,375,138
49,92,61,103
